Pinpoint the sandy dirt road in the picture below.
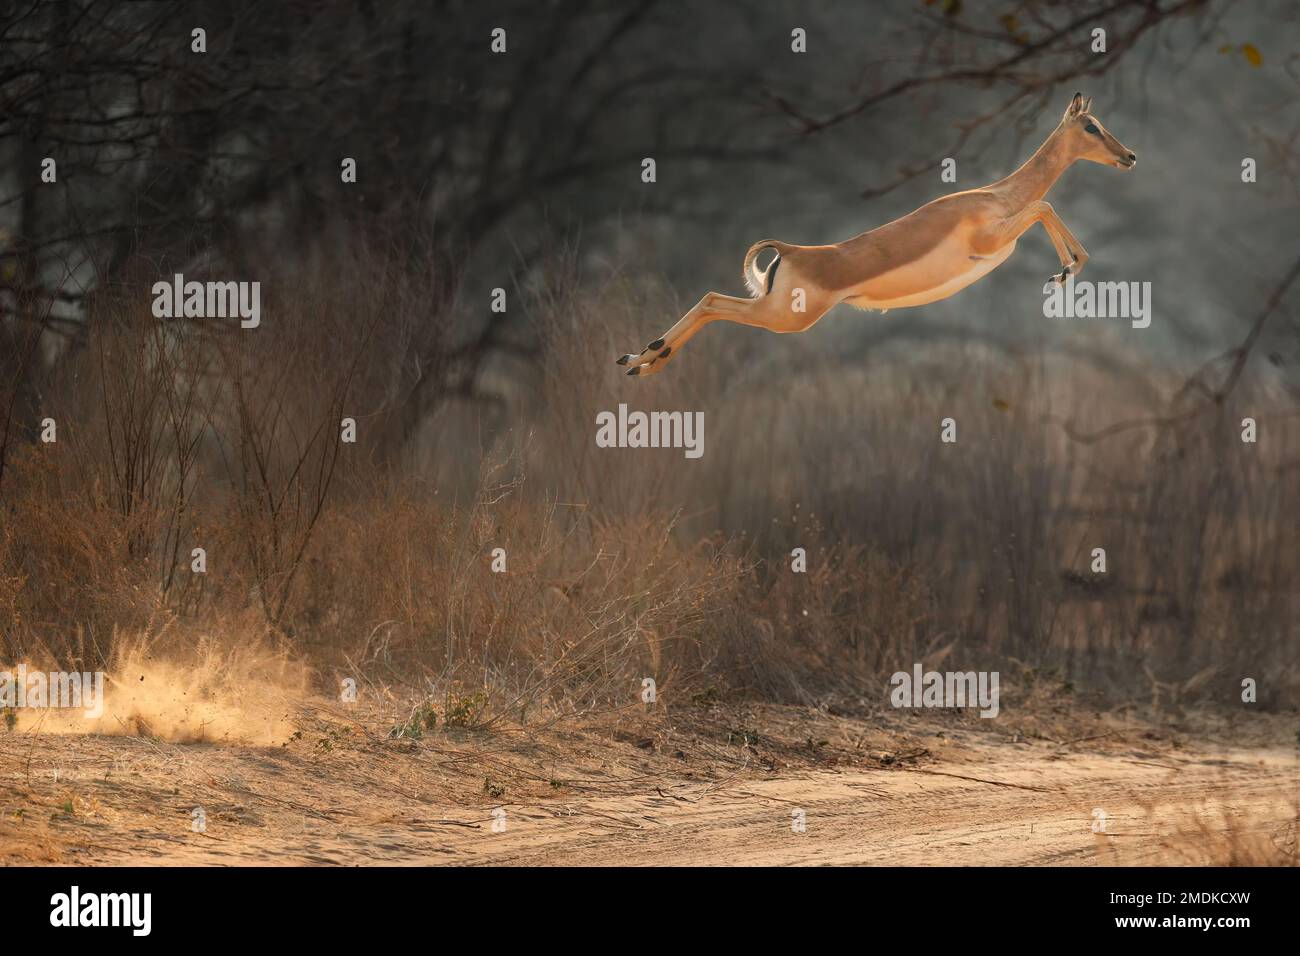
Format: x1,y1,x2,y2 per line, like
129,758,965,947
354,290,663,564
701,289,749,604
3,723,1295,865
455,749,1298,866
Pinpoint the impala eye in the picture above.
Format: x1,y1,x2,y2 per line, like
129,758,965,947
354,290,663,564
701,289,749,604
1084,122,1101,135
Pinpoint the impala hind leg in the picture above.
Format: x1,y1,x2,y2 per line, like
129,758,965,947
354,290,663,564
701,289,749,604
618,292,755,376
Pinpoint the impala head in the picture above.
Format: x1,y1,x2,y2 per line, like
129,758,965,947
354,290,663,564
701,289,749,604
1061,92,1136,170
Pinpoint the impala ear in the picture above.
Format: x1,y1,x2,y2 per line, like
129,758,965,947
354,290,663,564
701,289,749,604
1065,92,1085,118
1083,95,1093,113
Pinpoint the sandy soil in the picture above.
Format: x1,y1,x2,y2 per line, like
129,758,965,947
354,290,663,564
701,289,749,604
2,700,1297,866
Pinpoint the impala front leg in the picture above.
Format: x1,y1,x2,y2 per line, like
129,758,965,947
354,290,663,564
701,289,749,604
1029,201,1090,282
976,201,1087,285
1040,207,1089,282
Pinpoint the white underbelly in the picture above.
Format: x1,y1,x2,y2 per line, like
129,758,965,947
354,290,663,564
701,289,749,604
847,241,1016,310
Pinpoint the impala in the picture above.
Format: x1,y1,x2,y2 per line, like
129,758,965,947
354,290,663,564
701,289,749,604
617,93,1136,376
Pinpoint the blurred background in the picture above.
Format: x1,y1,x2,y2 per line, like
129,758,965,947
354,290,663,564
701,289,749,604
1,0,1297,714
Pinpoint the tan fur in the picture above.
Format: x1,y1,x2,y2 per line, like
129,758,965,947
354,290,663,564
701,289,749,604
618,94,1135,377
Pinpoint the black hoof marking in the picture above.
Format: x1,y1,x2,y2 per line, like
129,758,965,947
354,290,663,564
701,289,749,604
616,354,630,365
627,366,640,376
660,346,672,358
648,338,665,350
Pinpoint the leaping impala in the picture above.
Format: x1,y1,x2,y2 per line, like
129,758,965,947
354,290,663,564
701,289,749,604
617,93,1135,376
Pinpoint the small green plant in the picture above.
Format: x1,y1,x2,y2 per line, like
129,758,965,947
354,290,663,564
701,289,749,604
444,690,487,729
316,724,353,751
3,707,16,731
483,777,505,799
391,700,439,739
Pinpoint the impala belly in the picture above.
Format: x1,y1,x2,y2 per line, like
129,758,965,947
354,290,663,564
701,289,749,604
843,236,1016,310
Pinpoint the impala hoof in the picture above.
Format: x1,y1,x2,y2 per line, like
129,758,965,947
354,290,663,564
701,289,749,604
616,354,634,366
627,366,641,376
648,338,665,351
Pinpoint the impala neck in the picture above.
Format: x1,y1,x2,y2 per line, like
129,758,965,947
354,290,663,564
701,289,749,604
998,124,1076,207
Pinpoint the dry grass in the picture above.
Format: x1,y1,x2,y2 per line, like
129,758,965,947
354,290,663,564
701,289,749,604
1101,801,1300,866
1164,805,1300,865
1,243,1297,725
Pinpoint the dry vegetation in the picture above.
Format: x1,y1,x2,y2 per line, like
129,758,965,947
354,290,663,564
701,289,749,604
1139,803,1300,866
2,243,1297,735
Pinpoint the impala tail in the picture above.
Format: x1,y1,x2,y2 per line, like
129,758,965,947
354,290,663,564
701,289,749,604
743,239,789,297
